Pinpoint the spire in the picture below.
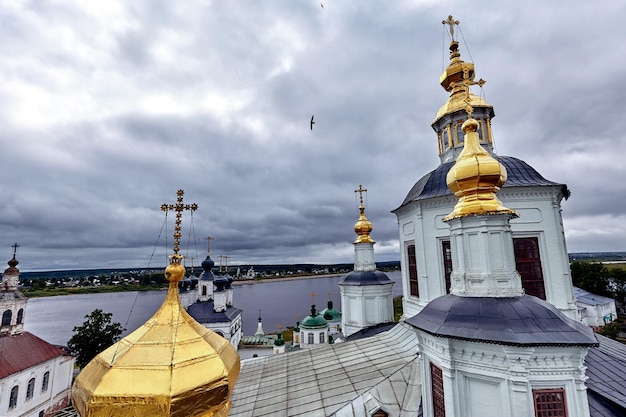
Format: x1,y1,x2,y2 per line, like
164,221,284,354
72,190,240,417
354,184,374,244
443,118,518,220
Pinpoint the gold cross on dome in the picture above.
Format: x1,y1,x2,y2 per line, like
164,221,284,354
442,15,460,41
459,67,486,117
204,236,213,255
355,184,367,205
310,291,316,304
161,189,198,257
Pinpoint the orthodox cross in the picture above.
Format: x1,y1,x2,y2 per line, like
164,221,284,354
458,66,486,117
442,15,460,41
355,184,367,206
310,291,317,305
161,189,198,258
204,236,213,255
10,243,19,258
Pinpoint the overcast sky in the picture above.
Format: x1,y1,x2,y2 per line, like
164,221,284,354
2,0,625,271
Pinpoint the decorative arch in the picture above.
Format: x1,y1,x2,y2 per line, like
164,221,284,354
2,310,12,326
16,308,24,324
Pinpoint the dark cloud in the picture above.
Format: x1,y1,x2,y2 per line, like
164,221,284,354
1,1,624,271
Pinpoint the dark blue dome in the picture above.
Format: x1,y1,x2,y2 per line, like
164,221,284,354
394,156,569,211
406,294,597,346
339,270,391,286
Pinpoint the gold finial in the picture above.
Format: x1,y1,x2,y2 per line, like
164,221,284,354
204,236,213,255
354,184,375,244
161,189,198,259
443,118,517,221
442,15,460,41
310,291,316,304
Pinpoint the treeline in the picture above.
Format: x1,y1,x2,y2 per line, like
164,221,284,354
570,261,626,306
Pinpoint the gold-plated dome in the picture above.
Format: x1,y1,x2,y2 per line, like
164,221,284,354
354,184,375,244
354,205,375,244
443,118,518,221
72,190,240,417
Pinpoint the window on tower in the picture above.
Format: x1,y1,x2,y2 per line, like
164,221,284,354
431,363,446,417
455,123,464,146
308,333,314,344
17,308,23,324
513,237,546,300
2,310,12,326
407,244,419,297
441,240,453,294
533,388,567,417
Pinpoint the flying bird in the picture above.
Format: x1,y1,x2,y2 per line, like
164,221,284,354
321,3,324,8
310,115,315,130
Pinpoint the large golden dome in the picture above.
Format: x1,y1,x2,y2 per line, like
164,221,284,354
71,253,240,417
443,118,517,221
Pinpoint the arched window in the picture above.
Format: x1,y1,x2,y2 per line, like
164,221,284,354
455,123,464,146
201,286,207,296
16,309,24,325
319,333,325,344
407,244,419,297
300,331,304,343
27,378,35,400
42,371,50,392
308,333,314,344
2,310,12,326
9,386,19,409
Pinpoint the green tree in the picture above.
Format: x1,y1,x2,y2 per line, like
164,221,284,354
67,309,125,368
570,261,612,297
601,322,622,339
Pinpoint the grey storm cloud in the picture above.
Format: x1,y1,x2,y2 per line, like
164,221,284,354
1,0,625,271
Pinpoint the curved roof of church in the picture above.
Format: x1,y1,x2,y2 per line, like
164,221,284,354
406,295,598,347
187,301,242,323
394,156,569,211
339,270,392,286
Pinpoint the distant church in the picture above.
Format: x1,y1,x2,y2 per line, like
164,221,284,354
0,246,75,417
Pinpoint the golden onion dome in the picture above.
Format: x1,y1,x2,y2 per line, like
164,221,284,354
354,205,375,244
443,118,518,221
71,253,240,417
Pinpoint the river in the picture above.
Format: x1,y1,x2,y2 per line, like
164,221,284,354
24,271,402,346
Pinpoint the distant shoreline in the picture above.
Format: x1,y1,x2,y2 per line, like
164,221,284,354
232,273,345,285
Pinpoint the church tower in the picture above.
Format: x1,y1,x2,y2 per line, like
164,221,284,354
0,244,26,336
392,16,577,320
406,88,597,417
339,185,394,337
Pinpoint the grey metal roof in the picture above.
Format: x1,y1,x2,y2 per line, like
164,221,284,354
584,334,626,414
405,295,598,346
186,300,242,323
230,323,420,417
339,270,393,286
394,156,569,211
573,287,616,306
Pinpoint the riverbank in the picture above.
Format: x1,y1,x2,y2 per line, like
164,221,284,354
22,273,349,297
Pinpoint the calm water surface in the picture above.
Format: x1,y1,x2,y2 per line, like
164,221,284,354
25,271,402,346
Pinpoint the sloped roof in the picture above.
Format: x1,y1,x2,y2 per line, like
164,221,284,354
0,332,67,378
394,156,568,211
573,287,616,306
406,295,598,346
186,299,242,323
339,270,393,286
230,323,420,417
585,334,626,414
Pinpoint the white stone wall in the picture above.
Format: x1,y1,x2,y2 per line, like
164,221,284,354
417,331,591,417
0,353,75,417
396,185,578,320
340,283,394,337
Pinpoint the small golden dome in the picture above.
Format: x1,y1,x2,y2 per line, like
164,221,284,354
354,205,375,244
443,118,518,221
72,253,240,417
